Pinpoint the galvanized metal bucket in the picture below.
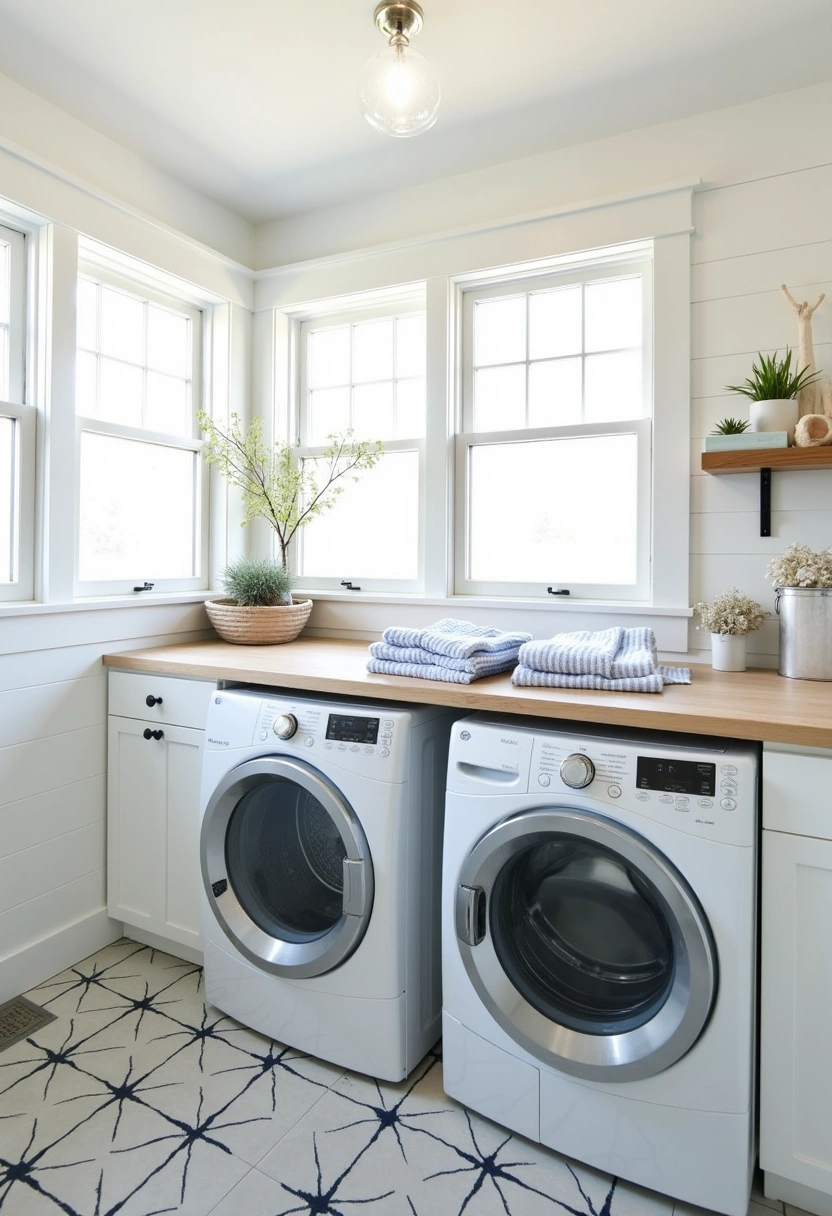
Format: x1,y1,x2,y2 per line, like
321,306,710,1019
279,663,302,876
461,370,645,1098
775,586,832,680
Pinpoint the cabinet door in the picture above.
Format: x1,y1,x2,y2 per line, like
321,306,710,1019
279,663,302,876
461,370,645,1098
761,828,832,1194
108,715,205,952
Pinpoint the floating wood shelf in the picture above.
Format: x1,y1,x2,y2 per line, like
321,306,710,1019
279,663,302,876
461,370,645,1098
700,446,832,536
700,447,832,473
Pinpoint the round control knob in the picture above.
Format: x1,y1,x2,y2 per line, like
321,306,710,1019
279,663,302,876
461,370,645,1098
272,714,298,740
560,753,596,789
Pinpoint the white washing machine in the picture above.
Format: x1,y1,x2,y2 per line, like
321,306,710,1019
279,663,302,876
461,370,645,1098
442,715,760,1216
200,687,454,1081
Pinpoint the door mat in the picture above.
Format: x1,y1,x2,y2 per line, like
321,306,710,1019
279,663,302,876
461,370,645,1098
0,994,56,1053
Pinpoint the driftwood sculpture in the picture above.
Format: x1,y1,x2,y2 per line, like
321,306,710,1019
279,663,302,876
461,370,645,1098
780,284,832,417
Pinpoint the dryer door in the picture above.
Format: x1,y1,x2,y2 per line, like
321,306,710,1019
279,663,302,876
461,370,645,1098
455,806,717,1083
201,756,374,978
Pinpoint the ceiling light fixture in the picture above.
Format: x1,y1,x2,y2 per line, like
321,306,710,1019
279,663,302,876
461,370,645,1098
358,2,441,138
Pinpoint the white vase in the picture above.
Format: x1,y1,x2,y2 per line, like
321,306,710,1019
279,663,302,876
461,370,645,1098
750,398,799,445
711,633,747,672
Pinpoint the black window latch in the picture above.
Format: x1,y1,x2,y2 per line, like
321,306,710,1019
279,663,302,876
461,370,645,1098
133,582,155,592
341,580,361,591
547,587,570,596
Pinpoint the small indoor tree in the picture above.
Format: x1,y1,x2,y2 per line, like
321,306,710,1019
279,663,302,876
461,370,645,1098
197,412,383,568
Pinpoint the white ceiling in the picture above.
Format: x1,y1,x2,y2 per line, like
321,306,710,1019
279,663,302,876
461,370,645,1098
0,0,830,225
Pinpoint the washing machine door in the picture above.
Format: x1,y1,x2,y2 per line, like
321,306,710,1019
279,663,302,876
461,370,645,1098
201,756,374,978
455,806,717,1083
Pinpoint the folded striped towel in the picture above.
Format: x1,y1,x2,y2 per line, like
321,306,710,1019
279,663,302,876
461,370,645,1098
369,642,519,679
518,628,625,677
382,618,532,660
367,658,515,685
511,664,690,693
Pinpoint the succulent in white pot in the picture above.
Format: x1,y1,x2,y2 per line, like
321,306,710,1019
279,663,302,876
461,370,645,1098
693,588,767,672
726,350,821,445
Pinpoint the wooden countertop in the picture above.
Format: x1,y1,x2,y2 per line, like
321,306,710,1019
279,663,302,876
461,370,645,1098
103,637,832,749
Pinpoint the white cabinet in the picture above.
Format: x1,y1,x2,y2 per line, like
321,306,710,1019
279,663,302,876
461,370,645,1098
107,671,215,957
761,743,832,1216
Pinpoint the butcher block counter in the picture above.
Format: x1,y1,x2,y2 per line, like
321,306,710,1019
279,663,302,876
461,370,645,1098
103,637,832,749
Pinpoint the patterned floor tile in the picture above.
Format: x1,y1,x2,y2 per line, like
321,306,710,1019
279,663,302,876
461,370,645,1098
0,938,755,1216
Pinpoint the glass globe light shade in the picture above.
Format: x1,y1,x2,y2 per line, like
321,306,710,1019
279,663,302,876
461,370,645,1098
358,41,440,137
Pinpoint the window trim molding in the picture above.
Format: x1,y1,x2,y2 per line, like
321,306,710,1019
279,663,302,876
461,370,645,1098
266,185,694,640
0,221,32,601
72,261,209,598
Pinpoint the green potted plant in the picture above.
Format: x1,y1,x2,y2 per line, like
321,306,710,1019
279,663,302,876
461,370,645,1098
198,412,383,644
726,350,820,445
693,588,767,672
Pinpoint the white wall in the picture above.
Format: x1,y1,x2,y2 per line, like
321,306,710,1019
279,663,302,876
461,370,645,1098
256,80,832,667
0,69,255,270
0,605,213,1003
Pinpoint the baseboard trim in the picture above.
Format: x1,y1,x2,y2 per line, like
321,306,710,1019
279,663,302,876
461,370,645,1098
764,1171,832,1216
124,925,203,966
0,909,124,1003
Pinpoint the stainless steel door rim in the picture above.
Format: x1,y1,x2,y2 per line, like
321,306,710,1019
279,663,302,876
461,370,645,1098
201,755,374,978
455,806,717,1083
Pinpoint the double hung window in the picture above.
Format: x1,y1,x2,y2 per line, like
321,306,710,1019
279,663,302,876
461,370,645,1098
0,222,32,601
75,270,207,593
455,259,652,600
293,304,425,592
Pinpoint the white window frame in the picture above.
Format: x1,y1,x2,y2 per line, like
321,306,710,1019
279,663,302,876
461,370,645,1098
454,253,654,602
74,264,208,597
290,294,427,595
0,222,34,602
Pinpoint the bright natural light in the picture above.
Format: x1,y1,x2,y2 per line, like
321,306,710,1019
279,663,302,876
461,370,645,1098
0,241,10,401
79,433,197,581
0,416,14,582
472,275,643,431
299,451,419,580
468,434,639,585
306,315,426,445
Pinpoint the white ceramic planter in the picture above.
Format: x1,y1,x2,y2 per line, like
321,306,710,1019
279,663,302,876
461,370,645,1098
750,399,799,445
711,633,747,672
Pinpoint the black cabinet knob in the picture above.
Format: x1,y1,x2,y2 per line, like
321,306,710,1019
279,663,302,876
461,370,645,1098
143,728,164,741
145,695,163,707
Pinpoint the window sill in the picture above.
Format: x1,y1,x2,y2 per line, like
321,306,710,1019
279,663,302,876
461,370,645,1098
297,590,693,617
0,590,217,619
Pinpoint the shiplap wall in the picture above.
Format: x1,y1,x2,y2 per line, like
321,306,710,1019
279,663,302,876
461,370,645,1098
0,604,212,1002
690,164,832,666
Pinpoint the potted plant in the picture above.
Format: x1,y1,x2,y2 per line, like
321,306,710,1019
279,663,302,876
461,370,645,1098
726,350,820,445
198,412,383,644
693,588,767,672
766,543,832,680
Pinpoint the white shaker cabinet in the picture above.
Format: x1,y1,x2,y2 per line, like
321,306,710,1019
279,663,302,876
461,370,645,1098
107,671,215,958
761,743,832,1216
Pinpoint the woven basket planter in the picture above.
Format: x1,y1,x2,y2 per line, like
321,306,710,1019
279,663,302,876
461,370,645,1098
205,597,313,645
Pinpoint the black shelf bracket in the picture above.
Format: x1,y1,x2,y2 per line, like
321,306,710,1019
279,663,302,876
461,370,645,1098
760,467,772,537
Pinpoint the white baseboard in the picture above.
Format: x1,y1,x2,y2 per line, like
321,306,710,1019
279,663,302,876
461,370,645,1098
123,925,203,966
0,909,124,1003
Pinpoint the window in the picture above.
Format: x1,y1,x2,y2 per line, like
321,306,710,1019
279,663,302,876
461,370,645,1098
293,304,425,592
75,270,207,593
0,221,32,602
455,259,652,600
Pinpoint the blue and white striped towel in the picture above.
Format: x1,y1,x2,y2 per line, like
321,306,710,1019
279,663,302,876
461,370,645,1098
511,664,691,693
381,618,532,660
368,642,519,679
367,658,516,685
518,628,625,677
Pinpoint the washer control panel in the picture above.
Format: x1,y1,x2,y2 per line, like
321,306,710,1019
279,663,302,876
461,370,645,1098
448,716,758,847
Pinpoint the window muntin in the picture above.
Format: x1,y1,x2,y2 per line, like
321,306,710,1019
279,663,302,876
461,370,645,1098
457,260,652,601
75,270,206,593
0,222,31,601
294,306,425,592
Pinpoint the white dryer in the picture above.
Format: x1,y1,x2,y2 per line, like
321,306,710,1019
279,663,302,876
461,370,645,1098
442,715,760,1216
200,687,453,1081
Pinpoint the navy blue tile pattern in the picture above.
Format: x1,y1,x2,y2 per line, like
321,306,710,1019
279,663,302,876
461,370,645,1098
0,940,673,1216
